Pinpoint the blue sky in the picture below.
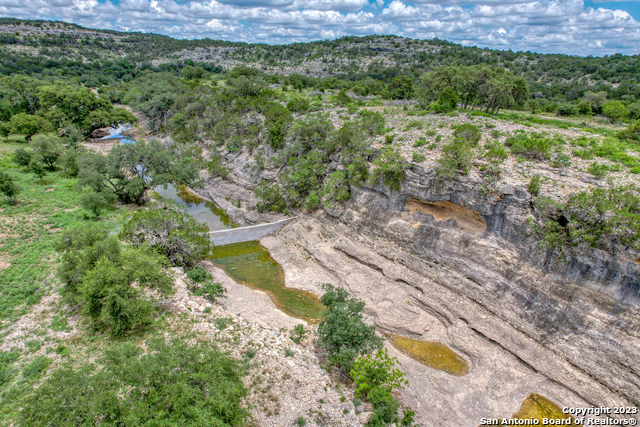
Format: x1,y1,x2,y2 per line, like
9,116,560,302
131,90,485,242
1,0,639,55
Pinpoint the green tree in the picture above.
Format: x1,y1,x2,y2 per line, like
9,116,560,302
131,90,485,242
436,86,458,112
28,157,47,181
351,348,407,398
78,139,201,204
2,113,53,139
13,148,31,167
602,101,628,123
20,337,248,426
317,284,383,374
31,133,62,170
0,171,20,204
359,109,386,136
80,187,116,219
119,200,211,268
80,247,172,335
388,76,413,100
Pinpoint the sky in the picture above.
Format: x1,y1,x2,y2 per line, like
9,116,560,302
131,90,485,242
1,0,640,56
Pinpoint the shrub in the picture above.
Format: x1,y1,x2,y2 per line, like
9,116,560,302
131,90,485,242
287,97,310,113
186,267,211,283
528,174,541,196
453,124,481,146
207,156,231,179
384,134,394,144
80,187,116,219
412,152,426,163
28,157,46,181
368,146,408,191
587,162,609,178
556,103,578,116
322,171,351,204
351,348,407,398
602,101,627,123
359,110,386,136
413,138,426,148
119,200,211,268
533,185,640,253
290,324,307,344
19,338,248,426
436,139,475,179
55,223,173,335
551,152,572,169
13,148,31,167
317,284,382,374
0,171,19,204
336,90,351,106
31,134,62,171
190,281,226,303
505,133,562,160
255,181,288,213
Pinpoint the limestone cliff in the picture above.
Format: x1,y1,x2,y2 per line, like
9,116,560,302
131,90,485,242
197,151,640,426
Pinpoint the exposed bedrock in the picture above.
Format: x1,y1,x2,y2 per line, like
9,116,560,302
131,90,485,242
198,155,640,425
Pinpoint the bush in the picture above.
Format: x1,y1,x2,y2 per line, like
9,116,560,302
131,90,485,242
28,157,46,181
13,148,31,167
207,156,231,179
190,281,226,303
556,103,578,116
287,97,310,113
290,324,307,344
0,171,19,204
412,152,426,162
80,187,116,219
436,139,475,180
317,284,382,374
19,337,248,426
119,200,211,268
587,162,609,178
322,171,350,204
255,181,288,213
55,223,173,336
30,134,62,171
505,132,562,160
359,110,386,136
186,266,211,283
453,124,481,146
528,174,541,196
351,348,407,398
602,101,628,123
368,146,408,191
550,152,572,169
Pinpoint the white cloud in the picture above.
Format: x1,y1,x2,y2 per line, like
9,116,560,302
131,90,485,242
0,0,639,54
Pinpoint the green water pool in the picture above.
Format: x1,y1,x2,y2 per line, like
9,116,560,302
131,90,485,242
209,241,325,323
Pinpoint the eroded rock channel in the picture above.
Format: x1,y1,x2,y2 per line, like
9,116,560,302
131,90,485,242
191,153,640,427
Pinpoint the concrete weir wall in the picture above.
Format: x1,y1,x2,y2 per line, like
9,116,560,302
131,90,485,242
209,217,296,246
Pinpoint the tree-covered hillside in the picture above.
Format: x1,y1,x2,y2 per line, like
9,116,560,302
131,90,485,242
1,18,639,103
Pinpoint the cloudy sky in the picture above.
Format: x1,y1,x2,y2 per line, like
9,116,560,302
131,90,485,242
1,0,639,55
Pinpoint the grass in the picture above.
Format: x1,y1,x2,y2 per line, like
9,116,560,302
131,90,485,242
0,146,128,328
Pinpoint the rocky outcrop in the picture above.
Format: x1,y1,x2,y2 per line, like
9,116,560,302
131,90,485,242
198,152,640,426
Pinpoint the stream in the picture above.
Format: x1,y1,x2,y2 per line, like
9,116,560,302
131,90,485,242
153,183,325,323
116,127,325,323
